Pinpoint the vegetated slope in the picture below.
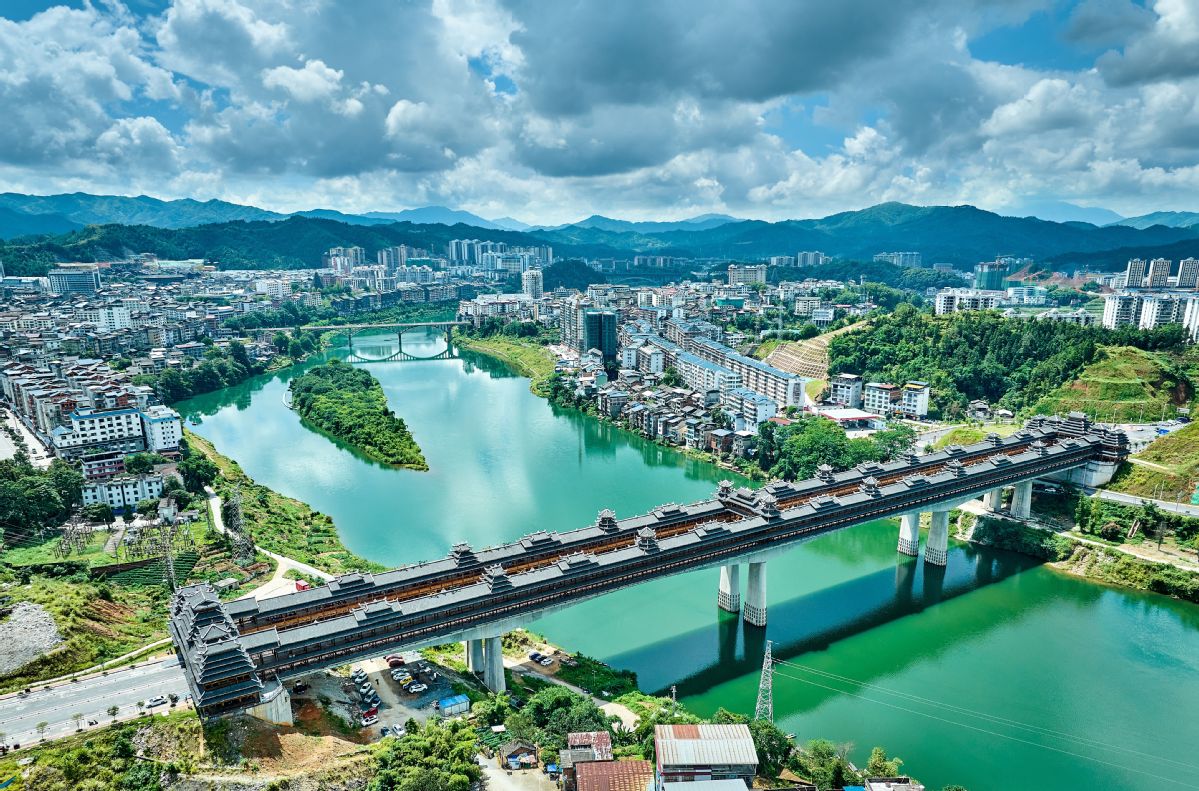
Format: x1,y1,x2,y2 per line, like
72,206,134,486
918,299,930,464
0,205,82,239
290,360,428,470
1032,345,1195,422
825,305,1189,419
0,191,283,228
1107,421,1199,503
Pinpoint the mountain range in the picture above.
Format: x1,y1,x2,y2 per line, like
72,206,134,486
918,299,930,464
2,193,1198,278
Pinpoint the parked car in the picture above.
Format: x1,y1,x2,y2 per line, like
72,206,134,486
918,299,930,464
361,715,379,727
358,705,378,718
393,673,413,685
367,693,382,708
407,683,428,694
528,651,543,662
538,656,554,666
146,696,167,708
387,658,404,668
384,654,402,662
359,684,374,697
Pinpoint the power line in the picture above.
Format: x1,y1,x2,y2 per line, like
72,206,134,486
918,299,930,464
754,640,773,722
771,669,1199,789
773,658,1199,772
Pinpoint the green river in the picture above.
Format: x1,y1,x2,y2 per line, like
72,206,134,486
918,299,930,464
179,331,1199,791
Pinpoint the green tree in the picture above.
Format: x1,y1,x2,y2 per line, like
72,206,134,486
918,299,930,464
107,705,120,720
866,745,903,776
135,498,160,518
123,453,165,475
83,502,115,526
178,455,219,493
748,718,794,778
660,366,684,388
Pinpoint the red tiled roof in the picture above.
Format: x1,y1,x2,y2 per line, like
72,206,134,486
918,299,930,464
577,759,655,791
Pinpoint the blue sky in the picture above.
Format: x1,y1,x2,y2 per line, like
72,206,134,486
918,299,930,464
0,0,1194,224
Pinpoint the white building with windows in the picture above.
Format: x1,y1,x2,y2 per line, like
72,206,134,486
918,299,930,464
52,407,145,458
82,473,164,513
140,405,183,453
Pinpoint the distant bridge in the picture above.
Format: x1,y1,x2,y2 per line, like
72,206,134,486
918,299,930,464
257,321,468,363
169,413,1127,721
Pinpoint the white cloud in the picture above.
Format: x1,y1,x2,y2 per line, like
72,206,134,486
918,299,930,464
262,59,344,102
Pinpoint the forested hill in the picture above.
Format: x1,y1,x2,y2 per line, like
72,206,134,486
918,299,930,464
3,200,1197,276
826,305,1191,420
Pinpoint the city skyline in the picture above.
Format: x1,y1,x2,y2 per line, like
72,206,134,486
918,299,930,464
1,1,1198,225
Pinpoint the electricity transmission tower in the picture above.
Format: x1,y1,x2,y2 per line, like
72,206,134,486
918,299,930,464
223,486,254,564
754,640,773,722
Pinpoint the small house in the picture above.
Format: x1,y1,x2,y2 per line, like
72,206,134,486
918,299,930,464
497,739,538,770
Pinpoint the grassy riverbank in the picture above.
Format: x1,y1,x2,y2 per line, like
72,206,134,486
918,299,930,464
290,359,428,470
960,515,1199,603
454,333,557,396
186,429,385,575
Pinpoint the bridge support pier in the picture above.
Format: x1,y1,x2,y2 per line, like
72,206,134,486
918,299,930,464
718,564,741,613
465,639,484,673
483,635,506,693
984,487,1003,512
897,512,921,556
744,562,767,627
925,510,950,566
1011,481,1033,519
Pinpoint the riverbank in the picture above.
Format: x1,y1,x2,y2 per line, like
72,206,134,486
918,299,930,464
290,360,428,470
185,429,385,575
957,512,1199,603
453,333,557,395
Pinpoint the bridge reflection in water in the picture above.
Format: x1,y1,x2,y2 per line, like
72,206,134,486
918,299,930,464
168,413,1127,721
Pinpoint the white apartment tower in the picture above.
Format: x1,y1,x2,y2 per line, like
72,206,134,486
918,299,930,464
1147,258,1172,289
521,268,544,299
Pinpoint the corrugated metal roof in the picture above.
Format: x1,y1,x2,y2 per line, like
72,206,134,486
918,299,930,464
577,759,655,791
654,723,758,768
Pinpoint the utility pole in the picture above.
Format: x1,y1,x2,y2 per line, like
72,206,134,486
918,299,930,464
754,640,773,722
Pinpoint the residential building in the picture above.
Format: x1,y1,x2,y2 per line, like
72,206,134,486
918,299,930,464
676,352,741,395
48,264,102,294
897,381,931,418
793,295,823,316
1124,258,1147,289
635,255,675,268
521,268,544,299
140,405,183,454
79,305,133,332
829,373,864,408
1184,297,1199,342
82,473,164,513
689,337,806,407
934,288,1004,314
796,250,828,267
1139,293,1186,329
768,256,795,267
1035,307,1095,326
873,251,922,267
654,723,758,788
722,387,777,426
1147,257,1172,289
1178,257,1199,289
1102,292,1142,328
254,279,287,299
1005,285,1048,305
51,407,146,458
727,264,767,286
576,760,654,791
583,310,618,361
863,382,901,415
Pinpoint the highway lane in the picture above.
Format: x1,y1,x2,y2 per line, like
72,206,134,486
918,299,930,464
1091,488,1199,517
0,658,188,746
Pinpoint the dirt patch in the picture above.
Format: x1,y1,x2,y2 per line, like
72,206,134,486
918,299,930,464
235,705,368,776
0,601,63,675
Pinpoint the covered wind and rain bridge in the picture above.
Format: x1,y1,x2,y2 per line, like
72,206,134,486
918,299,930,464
169,413,1127,721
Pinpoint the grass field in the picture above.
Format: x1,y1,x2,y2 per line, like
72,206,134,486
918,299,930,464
1034,345,1196,422
1107,421,1199,503
454,335,558,396
933,423,1022,449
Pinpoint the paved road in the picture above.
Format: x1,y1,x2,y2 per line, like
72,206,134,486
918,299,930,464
205,487,334,583
1091,488,1199,518
0,658,188,746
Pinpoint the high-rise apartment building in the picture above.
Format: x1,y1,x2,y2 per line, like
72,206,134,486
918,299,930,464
973,260,1009,290
727,264,767,285
582,310,618,360
1179,258,1199,289
1124,258,1147,289
796,251,829,267
521,268,544,299
1147,258,1172,289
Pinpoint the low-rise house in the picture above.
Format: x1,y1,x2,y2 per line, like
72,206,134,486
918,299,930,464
654,723,758,787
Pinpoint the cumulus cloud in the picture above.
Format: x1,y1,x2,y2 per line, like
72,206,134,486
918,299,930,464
2,0,1199,222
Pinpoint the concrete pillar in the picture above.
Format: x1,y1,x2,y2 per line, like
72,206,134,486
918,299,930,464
717,563,741,613
465,639,484,673
744,562,767,627
483,635,506,693
1011,481,1033,519
984,487,1003,512
897,512,921,556
925,510,950,567
246,683,293,726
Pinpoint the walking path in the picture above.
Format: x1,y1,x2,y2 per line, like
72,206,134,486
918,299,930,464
204,486,335,585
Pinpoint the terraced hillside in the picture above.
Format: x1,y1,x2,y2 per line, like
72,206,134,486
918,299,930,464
1033,346,1196,422
764,321,867,383
1107,421,1199,503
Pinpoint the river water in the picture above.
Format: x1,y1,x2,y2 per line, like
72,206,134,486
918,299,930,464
179,330,1199,791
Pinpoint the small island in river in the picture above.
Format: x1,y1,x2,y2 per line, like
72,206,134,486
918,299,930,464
289,358,428,470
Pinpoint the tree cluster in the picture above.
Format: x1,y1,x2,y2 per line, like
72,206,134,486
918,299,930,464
0,457,83,546
290,360,428,469
368,717,482,791
753,416,916,481
500,686,612,762
136,341,263,404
